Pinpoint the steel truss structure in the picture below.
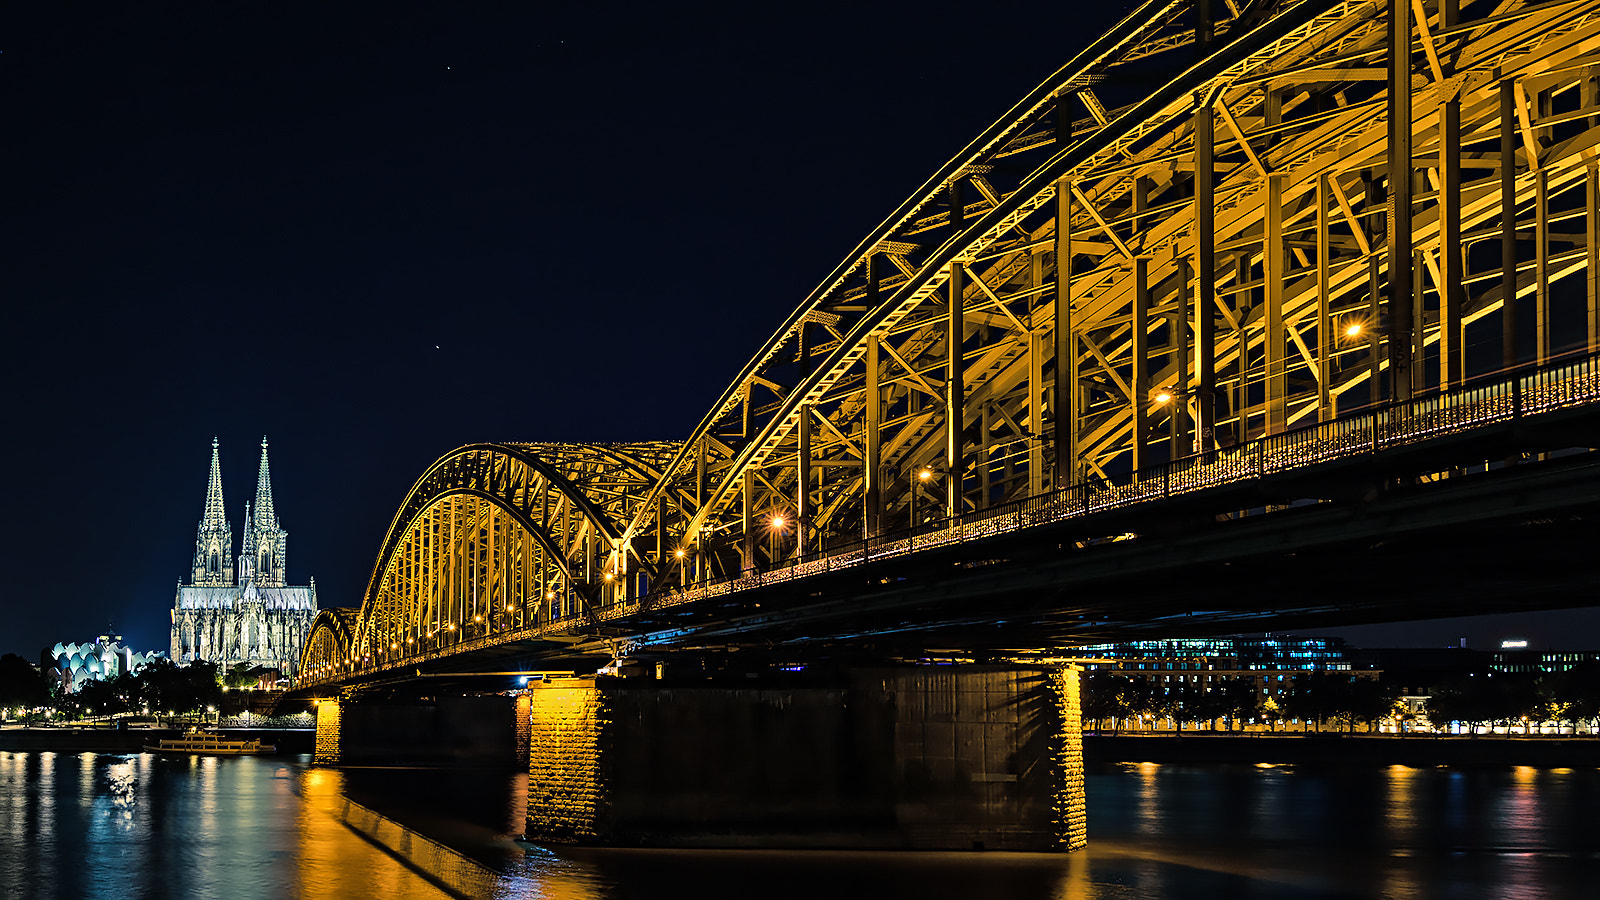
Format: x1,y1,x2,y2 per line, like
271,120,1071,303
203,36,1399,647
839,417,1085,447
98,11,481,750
304,0,1600,684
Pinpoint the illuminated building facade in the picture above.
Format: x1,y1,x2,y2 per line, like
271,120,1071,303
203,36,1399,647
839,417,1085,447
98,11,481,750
1490,649,1600,676
50,632,166,693
1077,637,1356,671
170,438,317,679
1080,637,1379,730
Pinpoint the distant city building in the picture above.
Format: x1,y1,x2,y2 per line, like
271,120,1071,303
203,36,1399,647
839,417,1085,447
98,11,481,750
50,631,166,693
1078,636,1378,730
1489,648,1600,676
170,437,317,680
1077,636,1356,670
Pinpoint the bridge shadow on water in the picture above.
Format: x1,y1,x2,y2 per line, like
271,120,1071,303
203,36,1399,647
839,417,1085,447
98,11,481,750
317,764,1090,900
324,759,1600,900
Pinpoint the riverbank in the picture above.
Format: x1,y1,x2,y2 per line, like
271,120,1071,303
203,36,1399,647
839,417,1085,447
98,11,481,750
1086,732,1600,766
0,727,314,755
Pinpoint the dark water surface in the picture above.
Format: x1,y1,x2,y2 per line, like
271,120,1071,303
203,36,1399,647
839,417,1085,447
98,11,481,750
3,751,1599,899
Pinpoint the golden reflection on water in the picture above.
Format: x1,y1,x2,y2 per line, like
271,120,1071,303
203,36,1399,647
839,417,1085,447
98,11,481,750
1380,765,1425,900
1501,765,1542,841
1385,764,1418,839
1129,761,1161,838
294,767,451,898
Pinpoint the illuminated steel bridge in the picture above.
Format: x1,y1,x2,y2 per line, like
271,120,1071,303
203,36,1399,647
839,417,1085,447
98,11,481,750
303,0,1600,688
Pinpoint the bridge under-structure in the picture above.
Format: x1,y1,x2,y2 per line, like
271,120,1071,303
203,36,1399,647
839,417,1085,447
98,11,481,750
294,0,1600,852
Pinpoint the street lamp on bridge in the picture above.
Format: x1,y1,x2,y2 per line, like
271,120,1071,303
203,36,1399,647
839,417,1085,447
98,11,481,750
911,467,935,533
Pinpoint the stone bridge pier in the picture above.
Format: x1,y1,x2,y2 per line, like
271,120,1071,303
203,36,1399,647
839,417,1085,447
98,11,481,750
312,693,524,767
314,664,1086,851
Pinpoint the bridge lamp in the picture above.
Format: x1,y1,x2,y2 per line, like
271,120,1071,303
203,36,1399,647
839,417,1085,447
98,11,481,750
474,614,483,623
1343,319,1365,339
770,515,786,529
675,548,686,559
1153,390,1174,404
911,469,936,529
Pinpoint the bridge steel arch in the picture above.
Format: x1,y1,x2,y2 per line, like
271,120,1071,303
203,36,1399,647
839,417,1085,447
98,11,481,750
301,608,359,683
304,0,1600,686
303,442,683,679
614,0,1600,584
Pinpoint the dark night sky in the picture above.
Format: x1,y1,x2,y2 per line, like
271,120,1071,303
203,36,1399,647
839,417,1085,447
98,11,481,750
2,0,1593,661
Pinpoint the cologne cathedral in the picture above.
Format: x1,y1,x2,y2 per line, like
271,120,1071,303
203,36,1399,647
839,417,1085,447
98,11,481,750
170,437,318,678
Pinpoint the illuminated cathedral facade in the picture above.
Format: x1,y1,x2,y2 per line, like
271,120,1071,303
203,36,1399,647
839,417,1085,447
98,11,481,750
170,437,317,679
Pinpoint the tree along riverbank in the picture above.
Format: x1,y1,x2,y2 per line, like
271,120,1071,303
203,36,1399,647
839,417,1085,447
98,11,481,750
1086,733,1600,766
0,727,314,754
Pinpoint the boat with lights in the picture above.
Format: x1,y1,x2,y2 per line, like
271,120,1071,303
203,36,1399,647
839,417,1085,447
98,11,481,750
144,729,275,755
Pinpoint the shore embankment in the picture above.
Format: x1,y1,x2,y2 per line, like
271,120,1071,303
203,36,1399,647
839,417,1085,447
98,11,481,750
0,727,314,755
1086,733,1600,766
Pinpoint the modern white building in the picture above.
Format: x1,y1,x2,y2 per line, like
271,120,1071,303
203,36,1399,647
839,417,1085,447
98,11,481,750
50,632,166,693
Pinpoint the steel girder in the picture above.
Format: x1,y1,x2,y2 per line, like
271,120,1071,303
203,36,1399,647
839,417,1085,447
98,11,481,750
313,442,681,672
620,0,1600,578
301,608,358,683
304,0,1600,684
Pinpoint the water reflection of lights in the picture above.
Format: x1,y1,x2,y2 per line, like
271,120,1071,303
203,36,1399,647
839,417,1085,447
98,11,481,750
1502,765,1542,843
1385,764,1419,840
1135,762,1161,838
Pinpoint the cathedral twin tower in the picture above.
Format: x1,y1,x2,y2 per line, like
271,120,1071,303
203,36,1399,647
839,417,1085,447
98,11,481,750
170,437,317,679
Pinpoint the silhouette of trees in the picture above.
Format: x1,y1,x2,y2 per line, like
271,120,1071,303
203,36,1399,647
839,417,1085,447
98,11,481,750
1082,672,1158,732
0,653,50,716
1414,660,1600,733
1208,677,1261,731
1284,673,1397,732
137,659,222,716
1551,661,1600,729
1077,659,1600,736
45,659,224,720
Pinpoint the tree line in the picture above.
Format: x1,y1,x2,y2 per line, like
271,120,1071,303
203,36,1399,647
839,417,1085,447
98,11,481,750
1082,662,1600,734
0,653,270,721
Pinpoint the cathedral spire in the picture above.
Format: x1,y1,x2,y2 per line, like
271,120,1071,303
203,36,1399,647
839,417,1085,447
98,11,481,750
202,437,226,529
253,436,276,528
243,437,289,587
190,437,234,587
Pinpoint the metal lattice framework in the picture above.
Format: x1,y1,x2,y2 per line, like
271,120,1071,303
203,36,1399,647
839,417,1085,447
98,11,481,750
303,0,1600,684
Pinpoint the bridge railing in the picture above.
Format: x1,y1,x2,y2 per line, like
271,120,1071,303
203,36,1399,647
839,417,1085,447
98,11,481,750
308,350,1600,686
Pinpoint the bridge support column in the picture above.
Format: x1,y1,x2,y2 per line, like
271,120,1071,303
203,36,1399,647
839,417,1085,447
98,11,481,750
311,694,520,767
525,665,1085,851
313,698,342,766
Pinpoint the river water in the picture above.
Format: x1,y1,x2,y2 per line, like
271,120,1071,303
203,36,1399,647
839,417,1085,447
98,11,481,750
2,751,1597,899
